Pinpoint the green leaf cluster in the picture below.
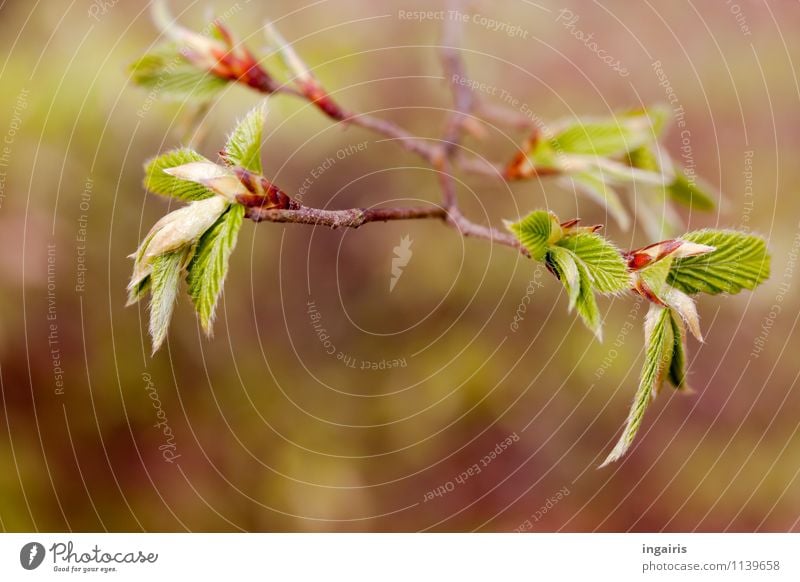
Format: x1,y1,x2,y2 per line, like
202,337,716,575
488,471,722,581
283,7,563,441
508,213,772,464
601,304,686,466
507,211,629,338
516,106,717,233
129,106,268,352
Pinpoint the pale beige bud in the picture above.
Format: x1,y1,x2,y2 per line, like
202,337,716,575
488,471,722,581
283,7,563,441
672,240,716,259
164,162,248,202
139,196,228,263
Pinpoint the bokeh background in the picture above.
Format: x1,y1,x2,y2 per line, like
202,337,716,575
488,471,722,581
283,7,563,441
0,0,798,532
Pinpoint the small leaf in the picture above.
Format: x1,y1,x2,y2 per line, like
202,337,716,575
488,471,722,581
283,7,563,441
551,107,667,158
546,246,580,309
547,246,602,338
667,171,716,211
140,196,229,260
601,304,674,466
127,276,151,307
559,172,630,231
626,145,661,173
662,285,703,342
505,210,562,260
148,250,188,354
223,103,267,173
627,147,716,212
637,254,673,299
130,45,227,101
557,232,630,294
667,230,771,295
144,149,216,201
187,203,245,334
667,310,689,390
573,259,602,339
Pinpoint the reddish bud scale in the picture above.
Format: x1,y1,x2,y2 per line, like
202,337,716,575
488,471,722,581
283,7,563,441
209,47,277,93
559,218,603,234
302,83,348,121
624,239,682,271
233,168,298,210
632,278,666,306
505,152,560,181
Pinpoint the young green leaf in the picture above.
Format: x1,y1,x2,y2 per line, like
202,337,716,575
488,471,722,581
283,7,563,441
547,246,602,338
667,230,770,295
223,103,267,173
573,259,602,339
546,246,581,309
148,250,188,354
130,46,228,101
662,285,703,342
144,149,216,201
637,254,673,300
505,211,562,260
551,107,667,158
556,232,630,294
127,276,151,307
601,304,674,466
666,172,716,212
187,203,245,334
667,309,689,390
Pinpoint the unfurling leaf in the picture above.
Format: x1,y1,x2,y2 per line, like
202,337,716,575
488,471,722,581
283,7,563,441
504,210,562,261
128,194,235,353
148,250,189,354
573,259,602,339
546,245,602,339
627,147,716,213
667,310,689,391
129,45,228,102
667,230,770,295
223,103,267,173
556,232,629,294
187,203,245,334
127,276,151,307
135,196,229,261
601,304,674,466
507,211,629,338
546,245,581,309
140,0,275,96
144,149,217,201
666,171,716,212
661,285,703,342
551,106,669,158
163,162,248,202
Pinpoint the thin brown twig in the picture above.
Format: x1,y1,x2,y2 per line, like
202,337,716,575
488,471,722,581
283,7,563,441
236,9,529,259
440,0,475,161
245,204,446,228
244,201,529,256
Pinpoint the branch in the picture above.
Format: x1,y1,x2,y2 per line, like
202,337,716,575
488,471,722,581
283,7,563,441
243,199,528,256
440,0,475,159
244,204,446,228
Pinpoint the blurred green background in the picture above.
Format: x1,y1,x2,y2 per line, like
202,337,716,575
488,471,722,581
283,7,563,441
0,0,798,532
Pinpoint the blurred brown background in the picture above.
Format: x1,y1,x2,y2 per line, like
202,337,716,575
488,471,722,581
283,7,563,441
0,0,798,532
